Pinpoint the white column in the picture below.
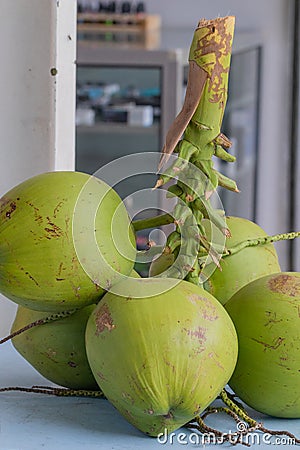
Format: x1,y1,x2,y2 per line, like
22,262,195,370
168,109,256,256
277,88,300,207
0,0,76,335
53,0,77,170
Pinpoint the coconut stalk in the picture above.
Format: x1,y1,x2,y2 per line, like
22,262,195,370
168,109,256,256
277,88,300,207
137,17,237,283
157,16,236,173
133,17,300,279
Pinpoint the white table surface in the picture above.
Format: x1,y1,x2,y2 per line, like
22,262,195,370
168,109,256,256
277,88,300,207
0,341,299,450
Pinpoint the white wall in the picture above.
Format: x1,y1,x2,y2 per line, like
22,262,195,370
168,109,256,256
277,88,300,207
0,0,76,336
145,0,294,268
144,0,286,30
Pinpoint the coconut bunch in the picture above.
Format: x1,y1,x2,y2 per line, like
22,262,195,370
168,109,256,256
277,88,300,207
0,15,300,444
0,171,239,436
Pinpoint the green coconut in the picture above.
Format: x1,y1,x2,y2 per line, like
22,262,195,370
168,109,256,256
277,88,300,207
202,216,281,305
11,304,98,390
225,272,300,418
0,171,136,311
148,253,175,277
85,277,238,436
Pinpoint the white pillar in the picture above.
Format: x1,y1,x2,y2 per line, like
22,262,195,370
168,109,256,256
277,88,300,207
0,0,76,335
53,0,77,170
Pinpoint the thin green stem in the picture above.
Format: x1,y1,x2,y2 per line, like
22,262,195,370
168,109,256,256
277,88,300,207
219,388,300,444
132,213,174,232
223,231,300,258
0,309,78,345
219,389,257,427
0,385,105,398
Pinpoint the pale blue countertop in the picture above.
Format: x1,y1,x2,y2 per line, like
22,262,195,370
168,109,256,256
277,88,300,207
0,342,299,450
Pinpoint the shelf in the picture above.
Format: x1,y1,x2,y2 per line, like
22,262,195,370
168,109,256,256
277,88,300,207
77,12,161,33
76,121,159,134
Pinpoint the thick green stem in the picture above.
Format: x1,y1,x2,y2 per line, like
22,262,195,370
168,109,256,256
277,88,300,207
151,17,237,282
132,213,174,232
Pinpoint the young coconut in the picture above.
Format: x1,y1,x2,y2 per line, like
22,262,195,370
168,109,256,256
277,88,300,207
4,269,141,389
148,252,175,277
202,216,281,304
0,171,136,311
85,277,238,437
11,305,98,390
225,272,300,418
149,217,281,305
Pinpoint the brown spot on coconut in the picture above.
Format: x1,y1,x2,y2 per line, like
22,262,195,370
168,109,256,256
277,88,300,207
95,303,115,335
268,273,300,297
